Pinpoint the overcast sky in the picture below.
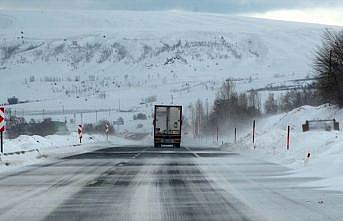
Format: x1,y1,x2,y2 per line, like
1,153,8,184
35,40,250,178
0,0,342,26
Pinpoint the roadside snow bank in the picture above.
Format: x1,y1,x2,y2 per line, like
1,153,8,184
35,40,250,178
239,104,343,191
0,133,140,172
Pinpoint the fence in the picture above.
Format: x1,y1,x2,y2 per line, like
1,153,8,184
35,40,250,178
302,119,339,132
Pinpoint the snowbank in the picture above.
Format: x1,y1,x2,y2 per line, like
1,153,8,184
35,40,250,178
238,104,343,192
0,133,143,173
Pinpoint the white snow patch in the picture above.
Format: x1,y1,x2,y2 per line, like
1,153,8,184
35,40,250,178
237,104,343,192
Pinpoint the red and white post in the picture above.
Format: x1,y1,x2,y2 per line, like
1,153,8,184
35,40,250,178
77,124,83,144
287,125,290,150
0,107,5,154
105,124,109,141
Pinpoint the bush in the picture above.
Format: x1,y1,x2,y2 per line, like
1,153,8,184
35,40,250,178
116,117,124,125
142,96,157,104
7,96,19,105
83,120,114,134
279,88,321,112
136,123,143,129
133,113,147,120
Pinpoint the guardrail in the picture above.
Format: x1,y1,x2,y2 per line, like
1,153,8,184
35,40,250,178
2,148,40,156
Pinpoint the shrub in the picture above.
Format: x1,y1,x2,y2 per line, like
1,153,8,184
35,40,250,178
7,96,19,105
83,120,114,134
6,117,59,139
134,113,147,120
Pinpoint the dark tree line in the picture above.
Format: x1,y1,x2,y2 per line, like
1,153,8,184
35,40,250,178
192,79,324,135
263,29,343,113
83,120,114,134
264,88,322,114
6,117,59,139
202,80,261,134
314,29,343,106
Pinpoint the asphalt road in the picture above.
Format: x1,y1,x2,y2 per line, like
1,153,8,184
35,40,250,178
0,145,342,221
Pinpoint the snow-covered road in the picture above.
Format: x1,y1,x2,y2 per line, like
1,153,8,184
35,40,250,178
0,145,342,221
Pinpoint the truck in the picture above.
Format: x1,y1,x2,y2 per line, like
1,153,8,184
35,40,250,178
153,105,182,148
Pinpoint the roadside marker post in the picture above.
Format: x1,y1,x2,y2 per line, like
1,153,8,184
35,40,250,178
252,120,256,149
304,152,311,167
216,127,219,144
77,124,83,144
0,107,5,154
234,127,237,144
287,126,290,150
105,124,109,141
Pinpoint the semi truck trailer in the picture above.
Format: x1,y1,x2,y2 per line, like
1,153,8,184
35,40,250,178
153,105,182,148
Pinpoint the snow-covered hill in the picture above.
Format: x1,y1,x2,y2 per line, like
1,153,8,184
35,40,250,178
0,10,333,128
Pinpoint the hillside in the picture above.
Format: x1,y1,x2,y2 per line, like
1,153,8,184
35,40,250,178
2,10,343,192
0,10,331,128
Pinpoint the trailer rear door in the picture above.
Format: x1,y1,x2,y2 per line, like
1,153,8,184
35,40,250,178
168,106,181,134
155,106,168,134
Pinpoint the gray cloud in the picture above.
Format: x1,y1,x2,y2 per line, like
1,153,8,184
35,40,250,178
0,0,342,13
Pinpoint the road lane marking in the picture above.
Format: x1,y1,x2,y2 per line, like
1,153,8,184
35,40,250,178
132,147,150,159
183,146,200,158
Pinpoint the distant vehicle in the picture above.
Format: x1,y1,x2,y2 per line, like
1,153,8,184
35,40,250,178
153,105,182,148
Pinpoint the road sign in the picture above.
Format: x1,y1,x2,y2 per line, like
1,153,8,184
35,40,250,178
77,125,83,137
0,107,5,132
105,124,109,134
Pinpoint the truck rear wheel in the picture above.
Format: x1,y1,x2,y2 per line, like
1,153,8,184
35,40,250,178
174,143,181,148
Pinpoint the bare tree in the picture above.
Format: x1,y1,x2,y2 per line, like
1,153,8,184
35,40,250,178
207,79,261,132
264,93,278,114
314,29,343,106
